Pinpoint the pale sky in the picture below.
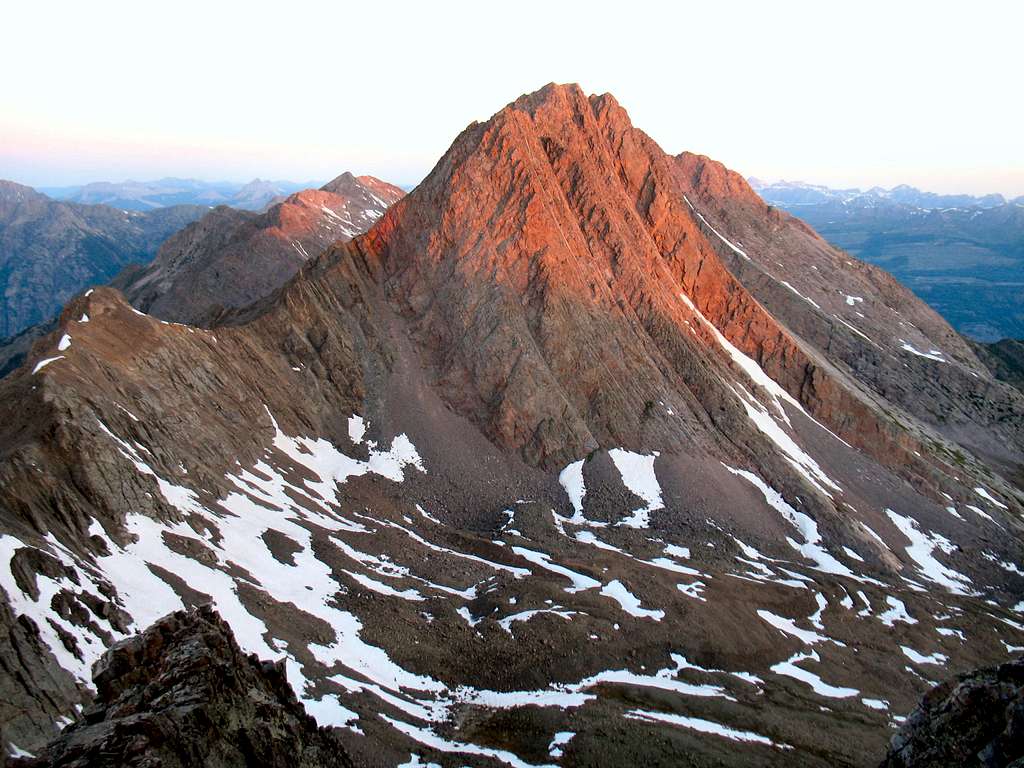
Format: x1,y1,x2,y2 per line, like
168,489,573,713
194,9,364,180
2,0,1021,196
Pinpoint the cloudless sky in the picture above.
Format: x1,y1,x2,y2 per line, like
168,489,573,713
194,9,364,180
1,0,1021,195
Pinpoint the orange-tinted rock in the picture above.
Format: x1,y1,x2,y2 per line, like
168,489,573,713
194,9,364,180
113,175,404,325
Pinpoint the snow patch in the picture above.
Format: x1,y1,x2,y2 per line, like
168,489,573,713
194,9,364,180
974,486,1008,510
608,449,663,528
899,340,946,363
885,509,974,595
348,414,367,444
626,709,791,749
600,579,665,620
725,466,853,577
780,280,821,310
771,651,859,698
878,596,917,626
32,356,64,374
901,646,947,665
558,460,586,519
548,732,574,758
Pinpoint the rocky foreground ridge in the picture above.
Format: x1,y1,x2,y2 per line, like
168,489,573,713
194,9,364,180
0,84,1022,766
881,657,1024,767
9,604,1023,768
6,605,353,767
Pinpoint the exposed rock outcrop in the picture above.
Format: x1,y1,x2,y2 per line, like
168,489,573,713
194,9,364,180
8,605,353,768
0,599,85,759
881,657,1024,767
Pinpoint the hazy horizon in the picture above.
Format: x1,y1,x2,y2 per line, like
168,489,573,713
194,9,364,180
2,0,1022,197
16,172,1022,203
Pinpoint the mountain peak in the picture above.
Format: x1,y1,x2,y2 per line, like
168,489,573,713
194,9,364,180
511,81,586,109
2,85,1023,767
344,82,1000,476
110,174,404,325
319,171,357,193
0,179,47,204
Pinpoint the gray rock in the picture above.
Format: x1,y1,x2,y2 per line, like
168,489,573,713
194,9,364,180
881,658,1024,767
9,605,353,768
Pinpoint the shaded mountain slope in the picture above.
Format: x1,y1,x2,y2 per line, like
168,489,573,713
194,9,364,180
0,84,1022,767
675,153,1024,482
9,605,353,767
0,181,205,338
971,338,1024,393
0,320,55,379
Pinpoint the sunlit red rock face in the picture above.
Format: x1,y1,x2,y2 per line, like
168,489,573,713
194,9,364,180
1,84,1023,767
114,173,404,325
352,83,1023,490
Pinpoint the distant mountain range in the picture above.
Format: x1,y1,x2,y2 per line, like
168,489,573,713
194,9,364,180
749,179,1023,210
0,181,206,338
39,177,319,212
0,174,404,376
750,179,1024,341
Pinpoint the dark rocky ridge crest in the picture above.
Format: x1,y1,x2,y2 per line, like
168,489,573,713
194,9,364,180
880,656,1024,767
8,605,353,768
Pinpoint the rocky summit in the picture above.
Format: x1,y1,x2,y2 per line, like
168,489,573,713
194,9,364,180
0,84,1022,767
